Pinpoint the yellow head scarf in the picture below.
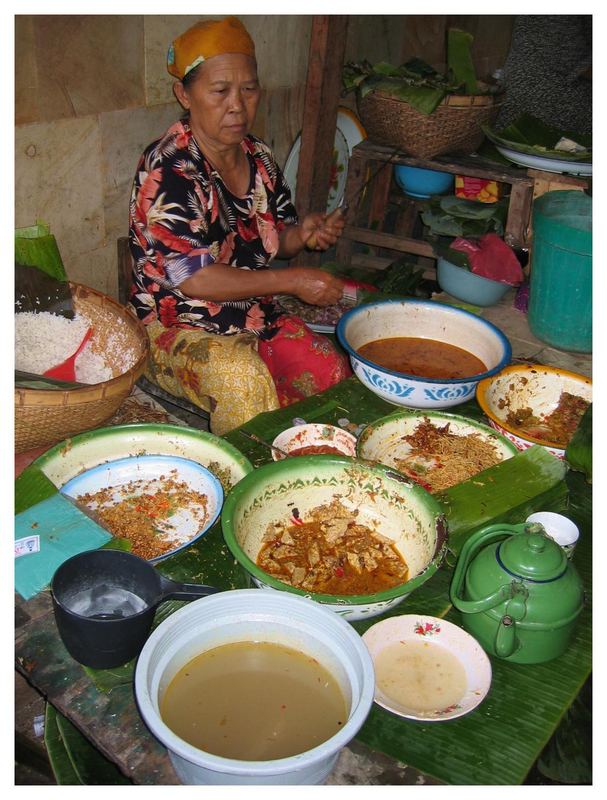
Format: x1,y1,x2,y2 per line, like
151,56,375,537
167,16,256,80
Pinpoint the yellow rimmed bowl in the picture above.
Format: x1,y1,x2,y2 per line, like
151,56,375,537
476,364,592,459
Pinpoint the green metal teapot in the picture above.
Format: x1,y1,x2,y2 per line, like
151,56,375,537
450,522,584,664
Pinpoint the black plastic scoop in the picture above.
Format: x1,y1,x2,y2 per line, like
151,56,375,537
51,549,220,669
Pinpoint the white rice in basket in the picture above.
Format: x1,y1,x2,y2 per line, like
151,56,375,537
15,310,137,384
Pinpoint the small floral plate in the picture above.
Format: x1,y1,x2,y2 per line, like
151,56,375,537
362,614,491,722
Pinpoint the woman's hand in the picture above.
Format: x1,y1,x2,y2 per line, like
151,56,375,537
300,209,346,251
291,268,345,306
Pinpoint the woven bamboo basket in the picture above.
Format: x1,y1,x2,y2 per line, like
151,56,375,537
15,283,149,453
358,90,500,159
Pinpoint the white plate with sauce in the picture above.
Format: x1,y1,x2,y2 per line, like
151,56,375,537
362,614,491,722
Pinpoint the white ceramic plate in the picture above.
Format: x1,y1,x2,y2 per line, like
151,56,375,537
362,614,492,721
283,125,350,213
271,423,357,461
495,145,592,176
60,454,224,562
336,106,367,155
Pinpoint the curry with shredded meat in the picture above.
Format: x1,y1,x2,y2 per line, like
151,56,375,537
257,500,408,595
287,444,346,456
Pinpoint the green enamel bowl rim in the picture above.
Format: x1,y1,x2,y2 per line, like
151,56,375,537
221,455,448,606
23,422,254,482
356,408,520,460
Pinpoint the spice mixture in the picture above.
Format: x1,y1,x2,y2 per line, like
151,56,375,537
392,418,503,493
74,471,210,560
504,391,590,447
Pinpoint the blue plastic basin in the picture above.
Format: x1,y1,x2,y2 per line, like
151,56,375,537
437,257,511,307
394,165,454,199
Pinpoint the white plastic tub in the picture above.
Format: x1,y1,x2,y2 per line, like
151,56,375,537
134,589,375,785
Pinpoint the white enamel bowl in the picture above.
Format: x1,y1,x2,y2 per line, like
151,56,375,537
271,424,357,461
221,456,447,622
476,364,592,459
356,409,519,491
60,454,224,563
336,300,511,410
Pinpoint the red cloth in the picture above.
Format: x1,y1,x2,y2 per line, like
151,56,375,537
450,234,524,286
258,315,351,406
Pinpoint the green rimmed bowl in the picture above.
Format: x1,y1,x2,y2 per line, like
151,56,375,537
24,422,254,495
357,410,519,492
221,456,447,621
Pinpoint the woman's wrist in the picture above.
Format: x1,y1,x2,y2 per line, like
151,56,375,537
277,224,307,259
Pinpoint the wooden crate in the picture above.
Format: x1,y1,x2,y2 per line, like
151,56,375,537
528,168,590,200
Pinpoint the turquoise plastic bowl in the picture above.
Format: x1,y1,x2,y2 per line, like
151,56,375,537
437,257,511,307
394,165,454,199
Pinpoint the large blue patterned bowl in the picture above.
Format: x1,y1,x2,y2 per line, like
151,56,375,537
336,300,511,410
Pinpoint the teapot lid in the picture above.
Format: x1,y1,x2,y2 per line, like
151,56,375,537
498,530,567,581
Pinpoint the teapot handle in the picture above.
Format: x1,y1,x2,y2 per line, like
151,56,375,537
450,523,527,614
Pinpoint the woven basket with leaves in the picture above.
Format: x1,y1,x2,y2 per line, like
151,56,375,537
15,283,149,453
358,90,500,159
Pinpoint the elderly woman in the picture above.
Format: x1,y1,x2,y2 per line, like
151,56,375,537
128,16,351,434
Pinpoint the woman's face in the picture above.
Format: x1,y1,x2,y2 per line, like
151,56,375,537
174,53,261,150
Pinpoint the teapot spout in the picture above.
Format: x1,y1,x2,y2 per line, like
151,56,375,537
494,585,529,658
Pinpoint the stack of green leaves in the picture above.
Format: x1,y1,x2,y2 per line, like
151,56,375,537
483,114,592,162
343,28,498,115
422,196,508,239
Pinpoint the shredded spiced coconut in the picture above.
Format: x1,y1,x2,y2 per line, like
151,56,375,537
393,418,503,493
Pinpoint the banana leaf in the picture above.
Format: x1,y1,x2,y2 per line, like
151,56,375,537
447,28,478,94
15,222,67,281
343,49,483,115
535,677,592,784
483,114,592,162
422,197,507,238
15,370,86,390
437,445,569,555
438,196,507,221
14,466,58,515
565,403,592,483
432,237,472,269
15,263,75,318
359,76,447,115
45,705,131,784
44,705,80,784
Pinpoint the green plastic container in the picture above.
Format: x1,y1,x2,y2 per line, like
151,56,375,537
528,191,592,352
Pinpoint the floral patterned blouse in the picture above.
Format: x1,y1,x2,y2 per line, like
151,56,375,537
128,118,298,338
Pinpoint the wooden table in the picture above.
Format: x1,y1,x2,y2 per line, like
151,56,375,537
14,377,591,785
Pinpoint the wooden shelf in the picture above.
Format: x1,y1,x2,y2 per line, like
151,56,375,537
336,140,536,268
